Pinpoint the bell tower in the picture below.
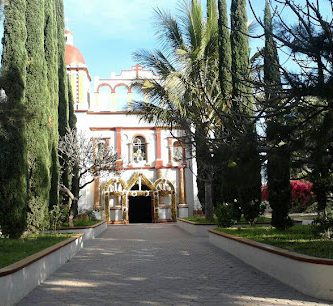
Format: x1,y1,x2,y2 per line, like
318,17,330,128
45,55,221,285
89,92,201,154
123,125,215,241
65,29,91,110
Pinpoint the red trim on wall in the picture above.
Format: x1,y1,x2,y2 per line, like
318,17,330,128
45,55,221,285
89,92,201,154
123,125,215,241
86,111,145,115
96,83,113,93
155,128,163,169
114,83,132,93
67,67,91,81
118,165,182,170
89,127,174,131
156,128,162,159
116,128,122,156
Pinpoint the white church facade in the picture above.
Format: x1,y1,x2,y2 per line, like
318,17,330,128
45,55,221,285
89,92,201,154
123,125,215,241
65,30,201,223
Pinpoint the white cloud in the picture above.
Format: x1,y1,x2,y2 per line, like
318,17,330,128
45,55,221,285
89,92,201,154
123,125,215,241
64,0,179,41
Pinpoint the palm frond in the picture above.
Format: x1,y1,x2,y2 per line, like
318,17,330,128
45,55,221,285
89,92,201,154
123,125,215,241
153,8,187,53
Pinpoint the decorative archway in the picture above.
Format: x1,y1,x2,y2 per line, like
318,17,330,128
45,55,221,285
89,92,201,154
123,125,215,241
127,172,155,191
103,174,177,224
104,178,128,223
154,179,177,222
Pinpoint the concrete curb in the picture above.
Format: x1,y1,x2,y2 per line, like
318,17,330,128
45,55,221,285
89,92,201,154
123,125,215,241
0,234,84,306
209,229,333,302
176,218,215,237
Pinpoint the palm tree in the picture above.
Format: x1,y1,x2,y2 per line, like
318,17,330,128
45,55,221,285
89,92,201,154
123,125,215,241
133,0,221,221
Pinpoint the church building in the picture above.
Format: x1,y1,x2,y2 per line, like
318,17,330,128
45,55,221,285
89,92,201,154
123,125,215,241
65,30,201,223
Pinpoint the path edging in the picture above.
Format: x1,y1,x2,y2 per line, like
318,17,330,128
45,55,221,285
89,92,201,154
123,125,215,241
0,234,84,306
176,218,215,236
209,229,333,302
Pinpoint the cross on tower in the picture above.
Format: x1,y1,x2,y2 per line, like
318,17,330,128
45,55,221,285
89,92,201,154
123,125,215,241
133,64,143,79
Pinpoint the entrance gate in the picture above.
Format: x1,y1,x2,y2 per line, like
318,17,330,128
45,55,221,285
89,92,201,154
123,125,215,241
104,173,177,224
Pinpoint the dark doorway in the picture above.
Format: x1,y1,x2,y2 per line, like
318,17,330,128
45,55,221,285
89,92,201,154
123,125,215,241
128,196,152,223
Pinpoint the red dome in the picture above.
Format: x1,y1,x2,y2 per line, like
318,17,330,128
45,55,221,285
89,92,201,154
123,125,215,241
65,44,86,65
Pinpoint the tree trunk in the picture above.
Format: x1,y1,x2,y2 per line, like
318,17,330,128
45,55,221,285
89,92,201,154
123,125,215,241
69,170,80,222
205,181,214,221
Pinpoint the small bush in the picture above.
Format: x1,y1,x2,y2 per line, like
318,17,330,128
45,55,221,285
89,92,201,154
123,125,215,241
49,205,69,231
215,203,237,228
75,210,97,222
243,200,261,225
312,212,333,239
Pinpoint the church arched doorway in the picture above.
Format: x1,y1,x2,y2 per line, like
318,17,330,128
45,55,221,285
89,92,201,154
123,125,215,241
128,195,153,223
128,183,153,223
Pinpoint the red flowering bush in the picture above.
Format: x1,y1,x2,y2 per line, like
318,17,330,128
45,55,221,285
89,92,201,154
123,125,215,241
290,180,313,206
261,180,314,212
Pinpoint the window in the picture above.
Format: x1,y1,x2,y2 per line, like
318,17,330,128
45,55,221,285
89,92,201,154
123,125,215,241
96,139,107,160
133,136,146,163
173,141,183,162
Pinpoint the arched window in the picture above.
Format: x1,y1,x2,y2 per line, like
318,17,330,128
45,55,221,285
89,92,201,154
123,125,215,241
173,141,184,162
132,136,146,163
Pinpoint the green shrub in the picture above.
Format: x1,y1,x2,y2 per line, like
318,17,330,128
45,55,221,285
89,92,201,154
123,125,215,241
312,212,333,239
215,203,237,228
242,200,261,225
75,210,97,222
49,204,69,231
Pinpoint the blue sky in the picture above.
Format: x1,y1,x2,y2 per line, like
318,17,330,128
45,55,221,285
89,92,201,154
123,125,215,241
64,0,271,78
63,0,330,79
64,0,180,78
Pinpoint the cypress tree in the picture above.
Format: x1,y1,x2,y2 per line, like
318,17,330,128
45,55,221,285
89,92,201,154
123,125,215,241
230,0,250,102
264,1,291,229
56,0,71,194
214,0,232,206
229,0,261,222
0,0,28,238
217,0,232,100
56,0,68,138
25,0,51,231
45,0,60,209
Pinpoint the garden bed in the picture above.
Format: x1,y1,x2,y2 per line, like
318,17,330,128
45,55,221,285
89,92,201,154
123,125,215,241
181,215,271,225
54,220,107,241
181,216,217,225
60,220,101,228
0,234,83,306
0,233,72,269
218,225,333,259
209,226,333,301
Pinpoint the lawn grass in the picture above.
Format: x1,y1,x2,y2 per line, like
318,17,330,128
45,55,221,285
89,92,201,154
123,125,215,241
183,215,271,225
0,234,72,269
183,216,217,224
238,216,271,224
217,225,333,259
61,220,100,228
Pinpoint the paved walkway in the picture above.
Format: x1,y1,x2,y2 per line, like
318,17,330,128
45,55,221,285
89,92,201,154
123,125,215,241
19,224,330,305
